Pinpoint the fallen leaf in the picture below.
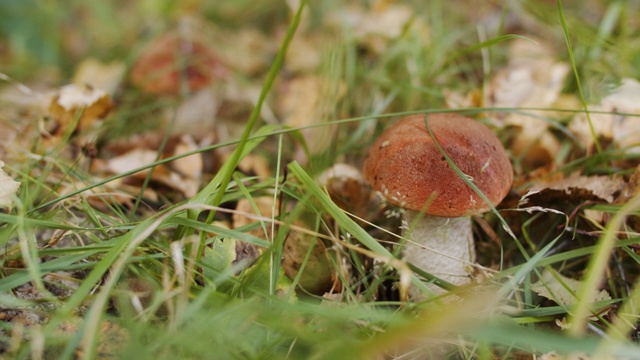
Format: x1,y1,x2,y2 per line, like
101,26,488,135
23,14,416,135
317,163,379,220
615,165,640,232
72,58,126,96
0,76,49,160
278,75,346,162
325,3,415,54
214,27,273,76
215,152,271,180
522,173,625,205
0,161,20,208
92,133,203,199
532,269,611,319
101,148,159,175
282,32,325,74
170,134,203,187
568,78,640,153
520,172,624,226
171,88,220,136
233,196,278,240
487,38,570,168
616,165,640,204
201,237,238,282
213,80,278,141
56,177,159,210
45,83,113,141
443,88,482,110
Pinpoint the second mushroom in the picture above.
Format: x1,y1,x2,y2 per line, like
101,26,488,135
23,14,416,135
363,113,512,295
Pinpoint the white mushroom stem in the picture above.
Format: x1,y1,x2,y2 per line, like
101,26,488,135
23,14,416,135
402,211,476,295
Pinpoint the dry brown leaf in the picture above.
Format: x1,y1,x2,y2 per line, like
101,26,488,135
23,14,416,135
92,133,203,199
317,163,379,220
0,161,20,208
523,173,625,205
532,269,611,319
616,165,640,204
72,58,126,96
282,31,326,74
84,181,159,209
568,78,640,153
171,88,220,137
101,148,158,175
324,4,415,54
233,196,278,240
170,134,202,179
215,152,271,180
212,80,278,143
0,77,50,160
615,165,640,232
443,88,482,110
278,75,346,162
214,27,273,76
487,38,570,167
169,79,274,141
45,84,113,137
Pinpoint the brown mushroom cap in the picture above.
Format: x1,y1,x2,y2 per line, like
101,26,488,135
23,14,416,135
363,113,513,217
130,32,228,95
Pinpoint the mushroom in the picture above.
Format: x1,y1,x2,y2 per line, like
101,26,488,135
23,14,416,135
130,31,228,96
363,113,512,295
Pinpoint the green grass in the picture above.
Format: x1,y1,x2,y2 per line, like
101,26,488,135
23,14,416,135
2,0,640,359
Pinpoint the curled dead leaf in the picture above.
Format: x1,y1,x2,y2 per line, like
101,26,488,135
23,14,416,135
44,84,113,142
568,78,640,153
92,133,203,200
487,38,570,168
616,166,640,206
0,161,20,208
317,163,380,220
615,165,640,232
523,173,625,205
532,269,612,320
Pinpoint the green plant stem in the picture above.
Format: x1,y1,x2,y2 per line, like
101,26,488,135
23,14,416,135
557,0,602,154
172,0,307,260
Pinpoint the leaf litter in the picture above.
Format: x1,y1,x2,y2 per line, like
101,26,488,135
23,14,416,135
2,2,640,359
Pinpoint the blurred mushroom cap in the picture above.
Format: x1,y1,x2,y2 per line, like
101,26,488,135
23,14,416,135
131,31,228,95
